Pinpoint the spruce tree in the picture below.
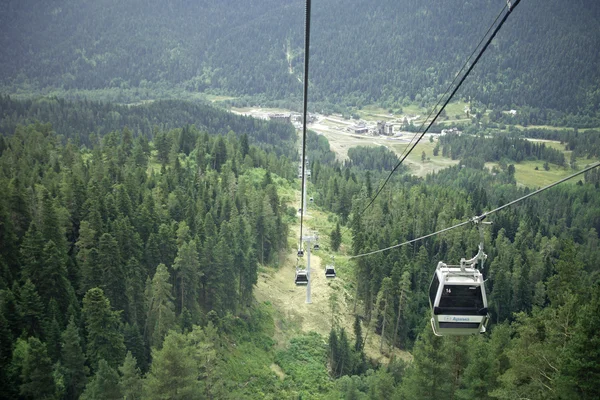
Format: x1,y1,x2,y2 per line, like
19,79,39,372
17,279,44,337
19,337,56,399
123,323,148,373
173,238,200,315
353,315,363,352
119,352,143,400
0,308,14,397
399,323,452,399
146,264,175,348
81,359,122,400
328,328,339,377
61,316,88,400
330,222,342,252
41,239,75,316
98,233,127,313
143,331,199,399
82,288,126,371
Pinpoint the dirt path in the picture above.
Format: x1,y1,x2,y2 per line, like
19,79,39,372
254,189,412,364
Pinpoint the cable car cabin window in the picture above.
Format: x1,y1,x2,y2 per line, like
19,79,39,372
429,275,439,306
438,285,484,314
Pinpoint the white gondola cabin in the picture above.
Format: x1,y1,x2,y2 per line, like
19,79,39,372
313,243,320,251
295,269,309,285
325,264,336,278
429,261,489,336
297,248,304,257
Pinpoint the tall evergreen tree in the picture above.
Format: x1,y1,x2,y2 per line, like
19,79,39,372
17,279,44,337
119,352,143,400
61,316,88,400
19,337,56,399
173,237,201,316
82,288,126,371
353,315,363,353
81,359,122,400
146,264,175,348
330,222,342,252
40,239,76,315
399,323,452,399
98,233,127,313
143,330,199,399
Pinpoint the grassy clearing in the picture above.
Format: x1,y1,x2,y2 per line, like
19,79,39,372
525,139,566,152
485,161,579,188
389,136,459,177
400,103,427,116
205,94,237,102
356,105,395,121
255,183,411,367
442,100,469,118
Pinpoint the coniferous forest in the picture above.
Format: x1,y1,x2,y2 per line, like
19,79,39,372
0,96,599,399
1,0,600,399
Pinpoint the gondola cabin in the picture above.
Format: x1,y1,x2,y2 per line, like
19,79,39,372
297,248,304,257
313,244,320,251
325,264,336,278
429,262,489,336
295,270,309,285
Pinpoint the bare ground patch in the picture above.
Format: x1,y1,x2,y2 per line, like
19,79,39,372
255,193,412,365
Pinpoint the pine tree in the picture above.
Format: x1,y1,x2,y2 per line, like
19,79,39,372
76,220,100,295
338,328,353,377
173,237,201,315
81,359,122,400
40,188,66,254
17,278,44,337
82,288,126,371
41,239,76,315
119,352,143,400
376,277,394,353
0,306,14,397
399,323,452,399
123,323,148,373
187,323,220,398
391,270,411,355
61,316,88,400
44,308,62,362
330,222,342,252
98,233,127,313
143,330,199,399
146,264,175,348
560,283,600,399
20,222,46,288
125,257,145,327
328,328,339,377
19,337,57,399
353,315,363,352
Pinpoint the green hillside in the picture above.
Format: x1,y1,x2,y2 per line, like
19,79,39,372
2,0,600,117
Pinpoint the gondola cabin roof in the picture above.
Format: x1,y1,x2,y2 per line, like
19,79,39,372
295,270,308,285
325,264,336,278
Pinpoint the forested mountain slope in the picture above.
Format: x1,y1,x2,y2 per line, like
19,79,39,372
0,96,297,157
2,0,599,114
0,94,599,397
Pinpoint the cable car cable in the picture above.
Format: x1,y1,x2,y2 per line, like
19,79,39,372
299,0,312,249
350,161,600,259
394,4,508,166
350,0,521,227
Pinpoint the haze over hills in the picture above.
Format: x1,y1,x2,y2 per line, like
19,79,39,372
2,0,600,115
